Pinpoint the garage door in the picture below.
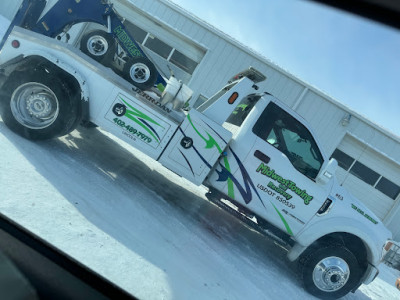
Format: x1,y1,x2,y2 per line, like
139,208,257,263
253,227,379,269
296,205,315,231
331,135,400,221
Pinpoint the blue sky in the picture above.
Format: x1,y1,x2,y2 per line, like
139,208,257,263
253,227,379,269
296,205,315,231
170,0,400,137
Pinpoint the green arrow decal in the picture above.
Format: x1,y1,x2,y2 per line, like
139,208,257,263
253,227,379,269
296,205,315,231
187,114,235,198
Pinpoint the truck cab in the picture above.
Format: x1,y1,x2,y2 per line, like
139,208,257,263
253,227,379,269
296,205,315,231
207,93,334,237
202,86,393,299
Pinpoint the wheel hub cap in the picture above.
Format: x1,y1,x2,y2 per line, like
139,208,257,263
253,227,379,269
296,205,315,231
26,94,52,118
87,35,108,56
10,82,59,129
312,256,350,292
130,62,150,83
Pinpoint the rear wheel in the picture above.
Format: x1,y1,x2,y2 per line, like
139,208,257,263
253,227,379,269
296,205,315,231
299,245,361,299
123,56,157,90
80,30,116,65
0,72,81,140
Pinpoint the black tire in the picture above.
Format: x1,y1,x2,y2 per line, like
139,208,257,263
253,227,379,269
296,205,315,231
122,56,157,90
0,71,81,140
80,30,116,65
299,245,361,299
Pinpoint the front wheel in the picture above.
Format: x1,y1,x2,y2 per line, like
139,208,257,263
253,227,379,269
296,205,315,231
0,72,81,140
122,56,157,90
299,245,361,299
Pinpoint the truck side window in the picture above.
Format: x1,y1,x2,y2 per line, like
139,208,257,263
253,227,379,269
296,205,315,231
253,102,324,180
226,94,261,126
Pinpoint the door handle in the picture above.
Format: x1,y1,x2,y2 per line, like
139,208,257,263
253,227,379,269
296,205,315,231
254,150,270,164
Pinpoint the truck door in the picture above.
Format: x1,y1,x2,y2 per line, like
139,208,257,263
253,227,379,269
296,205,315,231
220,100,331,236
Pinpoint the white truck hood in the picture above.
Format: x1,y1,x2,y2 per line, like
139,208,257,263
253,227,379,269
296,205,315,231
296,178,392,266
330,181,391,234
329,180,392,262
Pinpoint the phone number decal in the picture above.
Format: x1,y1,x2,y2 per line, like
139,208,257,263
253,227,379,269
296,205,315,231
113,117,152,143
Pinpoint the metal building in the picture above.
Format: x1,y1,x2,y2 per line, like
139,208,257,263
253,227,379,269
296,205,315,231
1,0,400,241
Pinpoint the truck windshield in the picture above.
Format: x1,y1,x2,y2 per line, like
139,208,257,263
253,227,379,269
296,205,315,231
253,102,324,180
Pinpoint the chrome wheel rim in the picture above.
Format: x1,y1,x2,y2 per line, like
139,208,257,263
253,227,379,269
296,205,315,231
130,62,150,83
10,82,59,129
312,256,350,292
87,35,108,56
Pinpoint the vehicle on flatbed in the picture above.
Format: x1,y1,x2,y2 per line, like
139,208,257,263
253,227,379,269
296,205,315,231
0,1,395,299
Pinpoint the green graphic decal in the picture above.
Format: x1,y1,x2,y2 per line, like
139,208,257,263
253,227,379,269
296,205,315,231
272,204,293,236
120,96,163,143
232,104,248,115
187,114,219,150
256,163,314,205
186,115,294,235
187,114,235,198
351,203,378,224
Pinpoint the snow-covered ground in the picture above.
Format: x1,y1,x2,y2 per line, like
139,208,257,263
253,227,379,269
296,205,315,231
1,120,399,300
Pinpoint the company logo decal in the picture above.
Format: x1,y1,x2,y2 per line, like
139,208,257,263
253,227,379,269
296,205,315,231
132,86,172,114
105,94,170,148
256,163,314,205
117,97,163,142
114,25,142,57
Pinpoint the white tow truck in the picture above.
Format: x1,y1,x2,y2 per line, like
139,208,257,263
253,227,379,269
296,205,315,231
0,3,394,299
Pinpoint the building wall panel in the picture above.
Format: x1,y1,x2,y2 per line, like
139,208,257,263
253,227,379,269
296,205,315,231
295,91,348,154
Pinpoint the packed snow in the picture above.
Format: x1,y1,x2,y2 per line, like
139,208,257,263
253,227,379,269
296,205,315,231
0,120,399,299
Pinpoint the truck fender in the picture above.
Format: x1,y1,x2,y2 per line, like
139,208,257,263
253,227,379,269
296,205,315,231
22,50,89,101
1,52,90,121
287,217,383,264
